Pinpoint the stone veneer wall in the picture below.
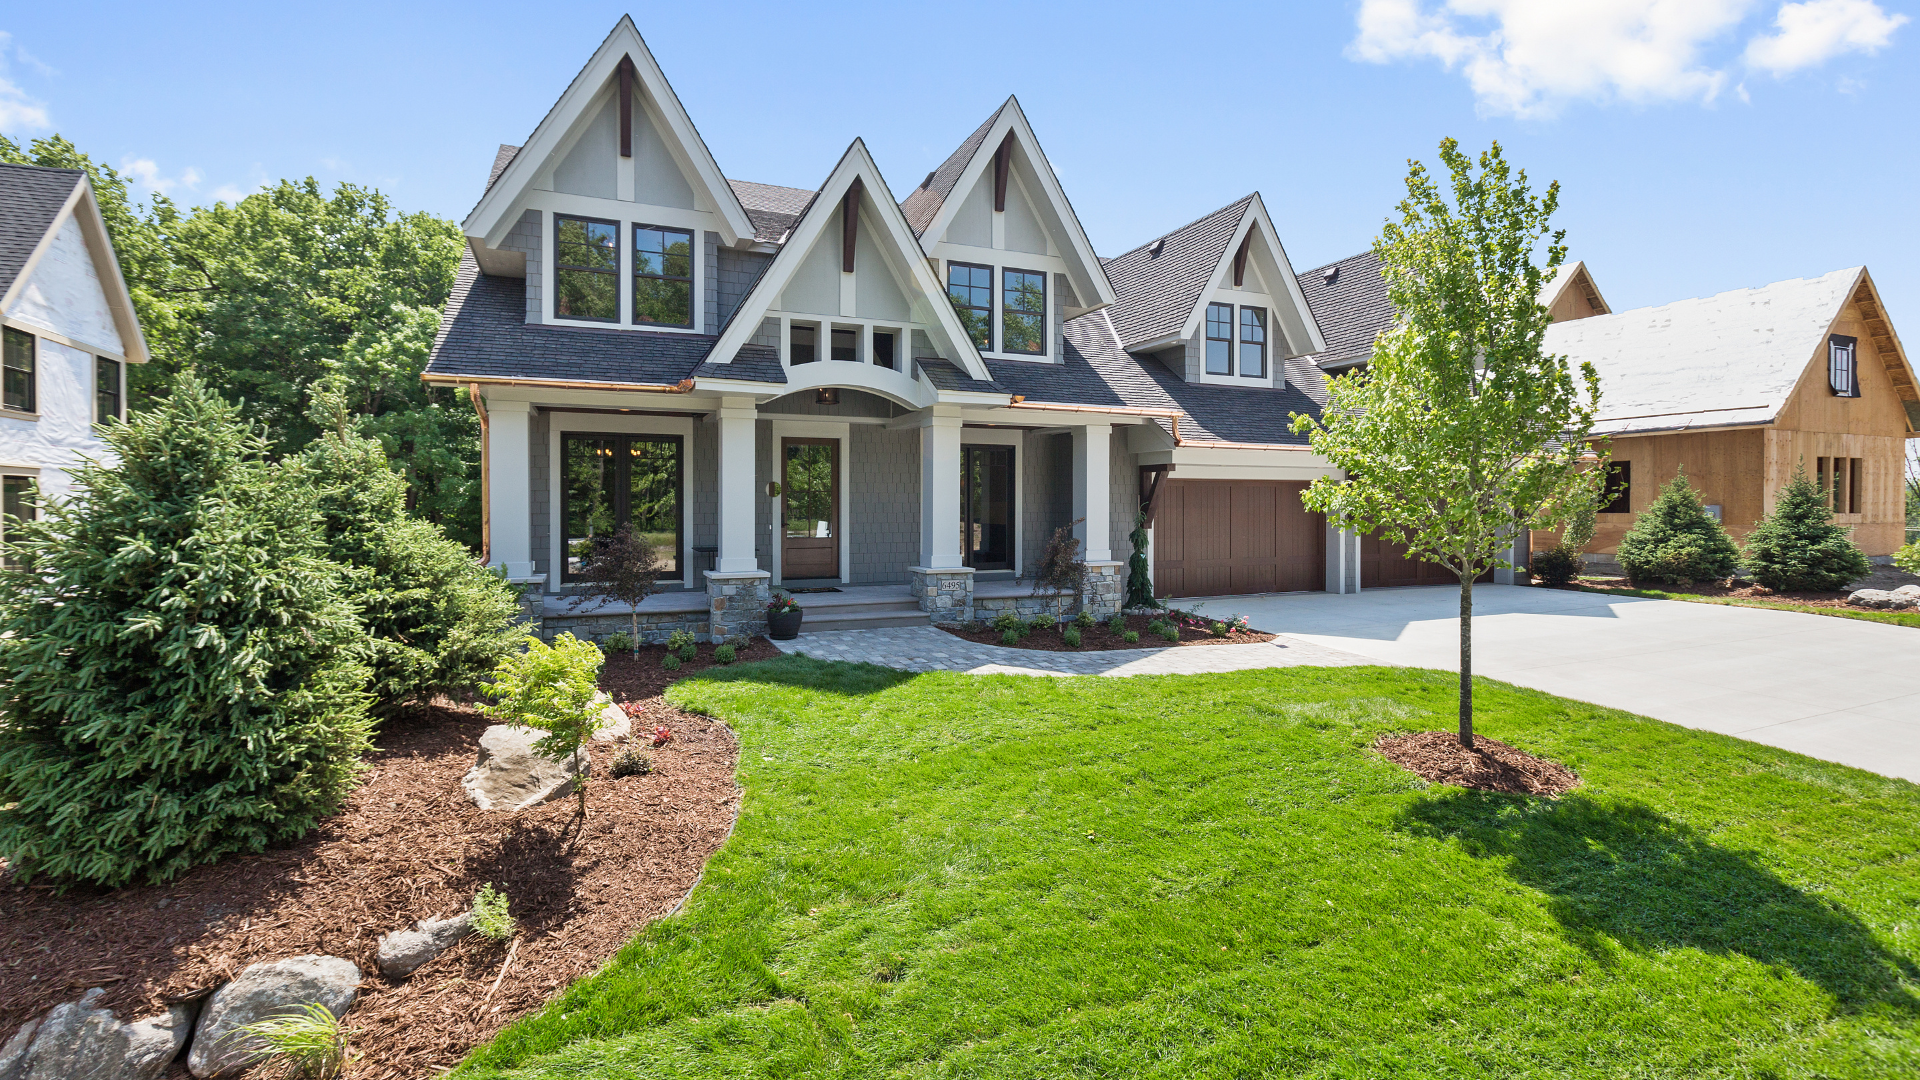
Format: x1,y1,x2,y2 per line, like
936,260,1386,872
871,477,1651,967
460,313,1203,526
540,607,709,644
973,563,1122,621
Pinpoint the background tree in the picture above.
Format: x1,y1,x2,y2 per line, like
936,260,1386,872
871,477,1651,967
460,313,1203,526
1616,472,1740,586
1741,468,1870,592
1292,139,1601,749
0,375,373,887
566,524,667,657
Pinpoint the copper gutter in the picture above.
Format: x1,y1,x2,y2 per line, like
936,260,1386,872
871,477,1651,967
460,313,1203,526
470,384,490,564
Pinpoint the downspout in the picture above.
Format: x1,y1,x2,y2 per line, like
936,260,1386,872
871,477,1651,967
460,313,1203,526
470,383,490,565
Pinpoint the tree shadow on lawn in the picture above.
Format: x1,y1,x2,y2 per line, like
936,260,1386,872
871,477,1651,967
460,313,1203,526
674,652,922,699
1397,790,1920,1016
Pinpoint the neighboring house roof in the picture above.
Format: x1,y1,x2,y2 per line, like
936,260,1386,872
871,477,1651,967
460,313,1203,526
899,107,1000,238
485,144,520,194
1295,250,1390,371
1542,266,1909,437
727,178,816,244
0,163,84,300
1101,195,1255,350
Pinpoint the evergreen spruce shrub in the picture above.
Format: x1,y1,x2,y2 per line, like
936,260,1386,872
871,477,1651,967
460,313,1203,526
0,376,373,887
299,425,518,713
1742,469,1871,592
1615,471,1740,586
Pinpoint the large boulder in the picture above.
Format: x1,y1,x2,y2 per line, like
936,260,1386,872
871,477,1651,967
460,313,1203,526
1894,584,1920,599
186,956,359,1078
1847,588,1919,610
375,912,473,979
2,988,197,1080
591,692,630,744
462,725,589,811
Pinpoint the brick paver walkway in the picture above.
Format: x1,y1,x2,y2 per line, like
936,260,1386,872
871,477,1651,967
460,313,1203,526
770,625,1373,676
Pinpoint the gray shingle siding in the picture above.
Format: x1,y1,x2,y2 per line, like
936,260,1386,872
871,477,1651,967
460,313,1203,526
849,425,918,584
762,388,899,419
1051,272,1068,365
718,247,773,327
750,317,780,350
703,230,719,333
1108,436,1132,563
691,416,718,564
500,209,543,323
1022,433,1071,570
529,408,551,578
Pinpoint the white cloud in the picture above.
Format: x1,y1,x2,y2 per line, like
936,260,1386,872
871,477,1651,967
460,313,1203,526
1351,0,1907,117
120,156,203,197
1744,0,1908,73
0,31,52,134
210,184,250,204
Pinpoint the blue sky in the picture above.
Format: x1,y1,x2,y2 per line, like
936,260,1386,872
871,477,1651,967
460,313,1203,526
3,1,1915,318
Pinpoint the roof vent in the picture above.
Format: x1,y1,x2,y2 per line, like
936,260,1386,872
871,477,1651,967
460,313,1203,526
1149,238,1165,257
1322,266,1340,285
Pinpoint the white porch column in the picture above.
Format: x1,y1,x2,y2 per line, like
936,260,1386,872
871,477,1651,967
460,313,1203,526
485,397,535,578
919,407,965,568
1072,423,1113,562
714,396,760,573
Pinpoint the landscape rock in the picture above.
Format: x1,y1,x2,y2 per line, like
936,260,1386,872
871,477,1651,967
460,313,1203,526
4,988,198,1080
462,725,589,811
375,911,474,979
591,692,630,743
186,955,359,1078
1847,588,1919,610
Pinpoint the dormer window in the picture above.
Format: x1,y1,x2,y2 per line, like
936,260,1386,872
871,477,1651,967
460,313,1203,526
1205,303,1233,375
1002,269,1046,355
1829,334,1860,397
554,215,619,321
634,224,694,327
1239,307,1267,378
948,263,992,350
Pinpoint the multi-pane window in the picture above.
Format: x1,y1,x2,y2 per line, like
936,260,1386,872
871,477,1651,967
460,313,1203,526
1002,269,1046,355
554,215,619,321
2,474,31,569
947,263,992,350
1817,457,1864,514
1239,307,1267,378
560,433,682,582
633,224,694,327
1205,303,1233,375
2,327,34,413
1829,334,1860,397
95,357,121,425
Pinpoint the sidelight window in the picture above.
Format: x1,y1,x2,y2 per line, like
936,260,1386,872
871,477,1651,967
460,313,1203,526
560,433,682,582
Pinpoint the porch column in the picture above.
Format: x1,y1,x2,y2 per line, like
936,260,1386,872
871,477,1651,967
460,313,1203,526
714,396,760,573
919,407,965,569
1072,423,1113,562
485,396,535,578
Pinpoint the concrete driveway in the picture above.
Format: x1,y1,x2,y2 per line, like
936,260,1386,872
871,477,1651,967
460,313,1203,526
1174,584,1920,783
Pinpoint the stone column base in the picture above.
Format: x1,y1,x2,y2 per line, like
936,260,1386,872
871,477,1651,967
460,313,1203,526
507,575,547,640
1083,561,1124,617
704,569,771,642
908,566,975,625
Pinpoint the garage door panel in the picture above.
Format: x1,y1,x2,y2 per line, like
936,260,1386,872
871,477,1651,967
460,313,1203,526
1234,484,1278,561
1155,479,1324,598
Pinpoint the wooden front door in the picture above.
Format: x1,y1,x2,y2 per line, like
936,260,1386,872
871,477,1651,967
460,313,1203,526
1153,479,1324,597
781,437,839,580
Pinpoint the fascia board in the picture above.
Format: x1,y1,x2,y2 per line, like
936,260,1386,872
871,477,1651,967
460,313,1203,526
1178,207,1250,342
1855,268,1919,408
914,104,1009,248
464,18,752,246
0,177,83,314
0,179,148,365
1246,196,1328,356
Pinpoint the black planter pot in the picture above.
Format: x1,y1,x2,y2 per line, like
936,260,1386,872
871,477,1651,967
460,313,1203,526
768,608,803,640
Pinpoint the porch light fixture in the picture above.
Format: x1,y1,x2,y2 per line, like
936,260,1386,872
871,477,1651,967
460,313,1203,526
815,387,840,406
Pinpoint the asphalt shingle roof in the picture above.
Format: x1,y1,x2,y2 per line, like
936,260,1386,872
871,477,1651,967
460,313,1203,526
486,144,520,194
1100,195,1254,350
727,178,816,244
916,356,1005,394
1295,250,1391,370
0,163,83,301
899,104,1002,238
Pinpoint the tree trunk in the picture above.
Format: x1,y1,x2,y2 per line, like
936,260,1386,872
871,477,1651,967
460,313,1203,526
1458,575,1475,749
630,611,640,659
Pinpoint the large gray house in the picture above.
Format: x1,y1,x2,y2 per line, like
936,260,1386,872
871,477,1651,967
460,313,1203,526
425,17,1514,640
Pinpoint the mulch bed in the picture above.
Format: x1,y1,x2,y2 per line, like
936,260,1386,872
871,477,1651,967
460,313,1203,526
0,638,776,1078
1563,566,1920,611
1375,731,1582,796
940,611,1275,652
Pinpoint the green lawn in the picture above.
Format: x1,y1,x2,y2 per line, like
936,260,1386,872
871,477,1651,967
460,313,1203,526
1565,580,1920,629
458,658,1920,1079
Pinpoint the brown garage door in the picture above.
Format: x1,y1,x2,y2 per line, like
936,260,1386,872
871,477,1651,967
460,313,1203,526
1154,480,1324,598
1361,534,1493,588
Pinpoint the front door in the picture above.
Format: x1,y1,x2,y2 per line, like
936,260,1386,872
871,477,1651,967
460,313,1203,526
781,437,839,580
962,444,1014,570
560,433,682,583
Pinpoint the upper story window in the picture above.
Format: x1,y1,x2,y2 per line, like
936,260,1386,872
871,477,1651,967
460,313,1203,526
95,357,121,425
1829,334,1860,397
634,225,694,328
554,215,619,321
1205,303,1233,375
1002,270,1046,355
1239,307,1267,378
947,262,992,351
2,327,35,413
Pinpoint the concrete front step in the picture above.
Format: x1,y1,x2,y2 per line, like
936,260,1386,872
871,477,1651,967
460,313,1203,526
797,604,931,633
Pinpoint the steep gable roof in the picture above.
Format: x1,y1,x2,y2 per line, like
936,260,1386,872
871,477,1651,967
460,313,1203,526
463,16,754,246
728,178,816,244
0,163,149,363
0,163,83,300
1296,250,1390,371
900,109,998,239
1102,196,1254,349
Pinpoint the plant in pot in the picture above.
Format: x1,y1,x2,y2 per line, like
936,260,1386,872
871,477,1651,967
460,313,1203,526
767,590,804,640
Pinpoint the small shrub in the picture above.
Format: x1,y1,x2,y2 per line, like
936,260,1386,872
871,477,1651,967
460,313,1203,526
1031,521,1088,623
472,884,516,942
480,633,603,817
666,630,697,661
714,643,737,665
1530,546,1583,586
1106,614,1126,635
1122,629,1141,644
991,611,1024,633
610,747,652,779
1146,619,1169,636
1617,471,1740,585
1074,611,1096,629
1001,628,1021,646
661,653,682,671
1028,616,1054,634
1160,624,1181,642
1742,469,1872,592
565,524,665,658
1062,626,1082,647
227,1002,353,1079
1896,541,1920,575
602,631,634,656
1209,621,1229,638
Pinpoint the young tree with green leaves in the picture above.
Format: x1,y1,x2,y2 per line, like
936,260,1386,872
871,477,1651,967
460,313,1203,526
1741,468,1871,592
1291,140,1601,749
0,376,373,887
480,634,607,819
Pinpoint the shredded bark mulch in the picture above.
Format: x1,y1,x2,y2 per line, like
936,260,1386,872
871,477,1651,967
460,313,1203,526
941,611,1275,651
1562,566,1920,611
0,640,772,1078
1376,731,1582,797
